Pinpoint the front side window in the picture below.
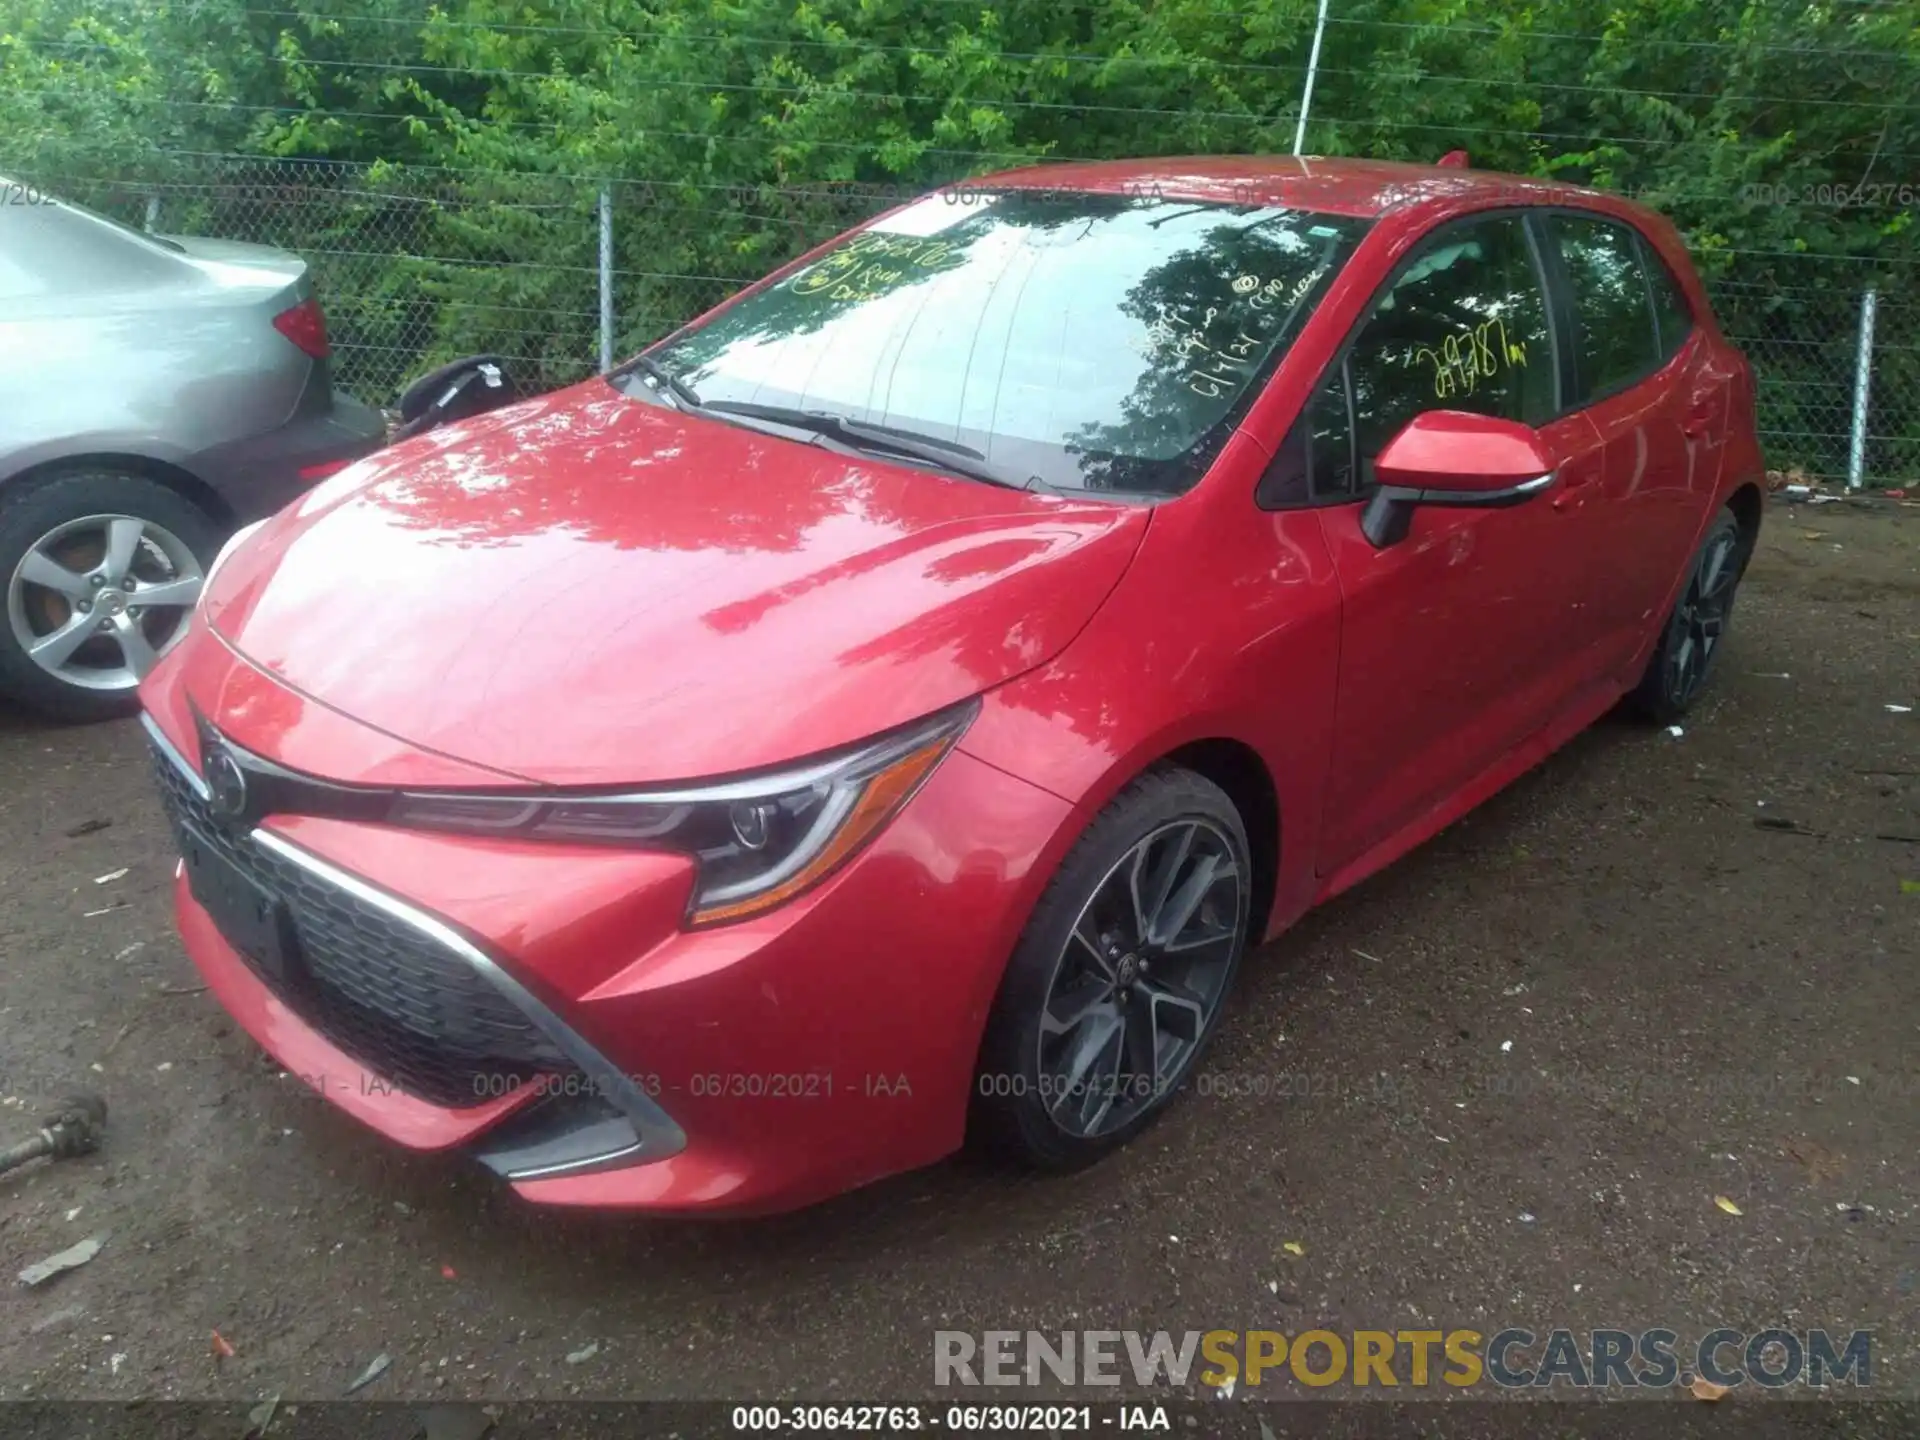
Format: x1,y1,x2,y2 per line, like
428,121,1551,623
646,191,1368,495
1552,214,1662,401
1265,214,1554,503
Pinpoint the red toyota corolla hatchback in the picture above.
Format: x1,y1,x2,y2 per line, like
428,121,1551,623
141,157,1763,1214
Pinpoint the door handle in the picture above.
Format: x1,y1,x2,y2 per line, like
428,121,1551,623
1682,399,1717,437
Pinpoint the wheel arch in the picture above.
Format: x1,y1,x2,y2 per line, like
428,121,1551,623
1724,476,1763,570
1001,728,1288,955
961,733,1288,1162
1158,737,1282,941
2,452,235,529
959,720,1293,1040
1634,471,1766,681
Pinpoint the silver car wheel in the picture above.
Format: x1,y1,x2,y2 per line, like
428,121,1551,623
5,513,204,692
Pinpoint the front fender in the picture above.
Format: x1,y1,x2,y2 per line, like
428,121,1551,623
956,481,1343,943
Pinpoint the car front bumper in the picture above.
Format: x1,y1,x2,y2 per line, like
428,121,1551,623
140,636,1071,1214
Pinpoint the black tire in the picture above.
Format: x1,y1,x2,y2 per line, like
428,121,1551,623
1629,508,1746,725
972,767,1253,1171
0,469,222,722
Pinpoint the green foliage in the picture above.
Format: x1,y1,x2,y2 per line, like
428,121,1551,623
2,0,1916,476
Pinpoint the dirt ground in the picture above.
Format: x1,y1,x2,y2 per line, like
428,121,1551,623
0,499,1915,1408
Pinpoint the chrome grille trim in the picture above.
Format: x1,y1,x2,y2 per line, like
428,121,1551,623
145,711,208,799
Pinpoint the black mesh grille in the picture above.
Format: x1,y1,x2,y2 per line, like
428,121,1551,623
148,735,572,1109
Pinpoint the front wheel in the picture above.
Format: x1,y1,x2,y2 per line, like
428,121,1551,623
972,768,1252,1171
0,470,219,721
1630,509,1745,725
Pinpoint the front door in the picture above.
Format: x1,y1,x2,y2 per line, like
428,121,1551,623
1305,213,1608,879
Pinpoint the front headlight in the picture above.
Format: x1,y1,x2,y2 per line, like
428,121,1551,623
387,701,977,926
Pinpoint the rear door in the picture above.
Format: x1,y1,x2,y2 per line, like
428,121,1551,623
1538,212,1723,675
1284,212,1609,881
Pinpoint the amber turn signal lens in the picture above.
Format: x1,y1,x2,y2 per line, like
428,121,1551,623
688,734,952,927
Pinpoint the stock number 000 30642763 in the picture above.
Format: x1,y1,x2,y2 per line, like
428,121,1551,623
731,1405,1101,1432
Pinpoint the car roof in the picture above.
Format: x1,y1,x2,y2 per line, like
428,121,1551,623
971,155,1646,223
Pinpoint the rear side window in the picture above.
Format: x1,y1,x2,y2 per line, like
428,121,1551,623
1260,214,1554,503
1551,215,1662,401
1639,239,1695,361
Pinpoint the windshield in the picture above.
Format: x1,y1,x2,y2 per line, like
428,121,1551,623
646,189,1369,496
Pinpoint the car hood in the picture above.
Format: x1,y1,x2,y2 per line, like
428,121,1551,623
207,383,1149,787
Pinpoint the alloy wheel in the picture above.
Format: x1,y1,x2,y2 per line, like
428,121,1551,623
1663,525,1740,709
1036,819,1244,1139
5,514,204,692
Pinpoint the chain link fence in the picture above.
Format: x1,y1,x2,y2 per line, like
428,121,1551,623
1712,264,1918,487
30,152,1920,487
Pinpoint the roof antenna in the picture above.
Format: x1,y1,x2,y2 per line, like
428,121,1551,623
1292,0,1331,156
1436,150,1470,168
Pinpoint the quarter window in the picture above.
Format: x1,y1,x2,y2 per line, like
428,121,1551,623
1552,215,1662,400
1254,364,1352,506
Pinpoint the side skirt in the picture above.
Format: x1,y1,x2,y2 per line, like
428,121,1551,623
1311,675,1628,907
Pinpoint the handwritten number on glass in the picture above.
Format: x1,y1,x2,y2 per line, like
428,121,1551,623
790,233,954,298
1412,315,1530,400
1130,265,1330,397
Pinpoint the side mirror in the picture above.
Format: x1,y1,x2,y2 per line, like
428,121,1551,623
1360,411,1557,548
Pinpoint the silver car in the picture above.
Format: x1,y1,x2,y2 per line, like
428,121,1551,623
0,178,386,719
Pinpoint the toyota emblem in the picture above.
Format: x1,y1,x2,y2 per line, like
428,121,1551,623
204,744,249,822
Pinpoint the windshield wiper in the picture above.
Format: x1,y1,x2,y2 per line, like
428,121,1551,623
698,401,1042,491
618,354,704,411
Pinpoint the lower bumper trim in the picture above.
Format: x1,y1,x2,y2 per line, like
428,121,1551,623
246,826,688,1164
469,1093,650,1181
